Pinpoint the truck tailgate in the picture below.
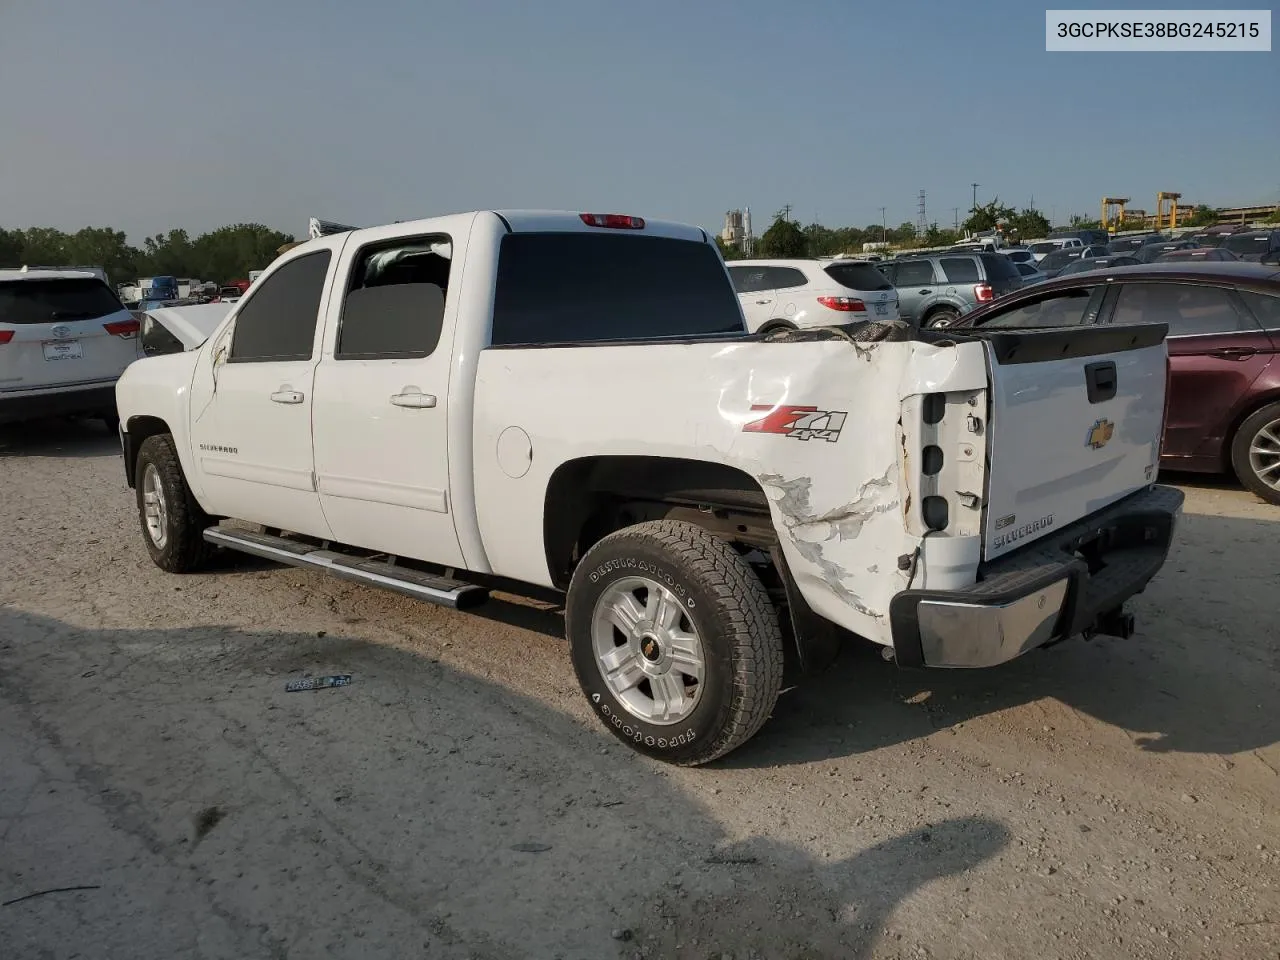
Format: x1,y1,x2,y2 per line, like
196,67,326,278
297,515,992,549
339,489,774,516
977,324,1168,561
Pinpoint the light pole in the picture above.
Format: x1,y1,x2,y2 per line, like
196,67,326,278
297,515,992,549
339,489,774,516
971,182,980,213
879,207,887,243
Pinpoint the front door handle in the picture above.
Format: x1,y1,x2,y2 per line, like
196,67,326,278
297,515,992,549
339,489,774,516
270,388,304,404
390,387,437,409
1209,346,1257,360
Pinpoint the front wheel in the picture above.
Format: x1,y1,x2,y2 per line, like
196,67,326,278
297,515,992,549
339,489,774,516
565,520,784,766
135,434,214,572
1231,402,1280,506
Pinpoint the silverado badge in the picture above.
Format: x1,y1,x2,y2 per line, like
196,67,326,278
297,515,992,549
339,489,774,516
1086,418,1115,450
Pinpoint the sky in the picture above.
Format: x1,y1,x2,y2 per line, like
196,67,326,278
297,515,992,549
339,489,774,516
0,0,1275,243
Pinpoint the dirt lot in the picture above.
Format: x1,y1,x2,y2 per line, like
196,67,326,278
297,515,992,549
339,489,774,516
1,419,1277,960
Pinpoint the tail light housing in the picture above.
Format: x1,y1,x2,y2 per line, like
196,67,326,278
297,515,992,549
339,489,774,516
104,318,141,339
973,284,995,303
0,330,13,345
817,296,868,312
580,213,645,229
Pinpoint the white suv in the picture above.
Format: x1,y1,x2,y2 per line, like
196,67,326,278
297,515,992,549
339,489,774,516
0,268,140,428
727,258,900,333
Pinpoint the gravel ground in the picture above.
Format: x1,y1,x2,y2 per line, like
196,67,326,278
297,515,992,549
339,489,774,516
1,418,1277,960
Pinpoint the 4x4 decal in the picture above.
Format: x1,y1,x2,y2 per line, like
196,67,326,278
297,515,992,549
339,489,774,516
743,404,847,443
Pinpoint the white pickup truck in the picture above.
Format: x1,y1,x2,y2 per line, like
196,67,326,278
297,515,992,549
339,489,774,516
116,210,1184,765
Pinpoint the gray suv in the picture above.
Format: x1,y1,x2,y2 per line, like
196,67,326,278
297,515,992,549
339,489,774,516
875,252,1022,327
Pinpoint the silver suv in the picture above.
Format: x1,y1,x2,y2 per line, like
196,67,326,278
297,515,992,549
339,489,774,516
875,252,1022,327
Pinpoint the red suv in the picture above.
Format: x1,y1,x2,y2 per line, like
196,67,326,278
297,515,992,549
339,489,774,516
950,262,1280,504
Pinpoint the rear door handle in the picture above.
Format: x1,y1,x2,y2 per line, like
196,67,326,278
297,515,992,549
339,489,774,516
1209,346,1257,360
918,289,931,295
1084,360,1117,404
390,388,437,409
755,299,771,305
270,388,304,404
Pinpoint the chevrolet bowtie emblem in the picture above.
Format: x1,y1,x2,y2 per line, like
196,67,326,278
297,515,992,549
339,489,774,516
1086,418,1115,450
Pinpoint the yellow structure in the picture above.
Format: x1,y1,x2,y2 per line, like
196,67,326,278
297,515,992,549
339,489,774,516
1155,192,1182,232
1101,197,1129,234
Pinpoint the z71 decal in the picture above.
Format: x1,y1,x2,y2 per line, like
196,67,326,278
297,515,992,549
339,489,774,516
743,405,848,443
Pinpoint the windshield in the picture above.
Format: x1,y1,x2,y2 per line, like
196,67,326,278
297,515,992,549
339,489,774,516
1107,237,1145,252
1223,234,1271,255
0,277,125,324
1029,241,1060,254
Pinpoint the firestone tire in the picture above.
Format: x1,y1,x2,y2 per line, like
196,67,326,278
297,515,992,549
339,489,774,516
1231,402,1280,506
565,519,784,766
135,434,215,573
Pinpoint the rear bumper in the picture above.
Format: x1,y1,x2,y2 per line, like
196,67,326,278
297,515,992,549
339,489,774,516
890,484,1184,668
0,383,118,425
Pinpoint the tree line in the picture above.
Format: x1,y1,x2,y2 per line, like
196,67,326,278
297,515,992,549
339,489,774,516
0,223,295,285
720,200,1226,260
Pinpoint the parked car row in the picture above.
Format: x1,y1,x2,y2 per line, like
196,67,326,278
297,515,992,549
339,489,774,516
948,261,1280,505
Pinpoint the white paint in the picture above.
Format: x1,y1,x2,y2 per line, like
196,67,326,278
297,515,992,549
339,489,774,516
727,259,900,332
115,208,1172,655
497,426,533,479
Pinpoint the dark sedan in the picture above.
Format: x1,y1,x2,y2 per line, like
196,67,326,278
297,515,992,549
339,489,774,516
1156,248,1239,263
1037,244,1111,278
1135,240,1201,263
1107,234,1167,255
1222,229,1280,263
1054,255,1142,276
945,262,1280,504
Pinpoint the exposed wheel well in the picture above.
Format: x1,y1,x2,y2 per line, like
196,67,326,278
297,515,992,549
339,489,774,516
542,455,774,590
922,303,960,324
758,319,797,335
1225,391,1280,467
123,415,172,488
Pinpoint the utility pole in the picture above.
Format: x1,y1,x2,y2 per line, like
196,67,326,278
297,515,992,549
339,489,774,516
952,208,960,231
781,203,792,223
971,182,980,213
917,189,927,238
879,207,887,243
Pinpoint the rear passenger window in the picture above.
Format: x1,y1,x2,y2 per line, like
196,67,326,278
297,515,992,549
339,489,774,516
728,267,771,294
940,258,981,283
337,236,451,359
766,267,809,290
978,288,1101,328
1241,291,1280,330
895,260,936,287
229,251,330,362
1112,283,1250,336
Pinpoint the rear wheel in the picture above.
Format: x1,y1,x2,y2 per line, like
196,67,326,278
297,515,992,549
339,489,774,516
926,307,960,328
135,434,214,572
565,520,784,766
758,319,797,336
1231,402,1280,506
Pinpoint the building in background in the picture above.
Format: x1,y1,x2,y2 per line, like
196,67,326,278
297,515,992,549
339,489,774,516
720,208,753,255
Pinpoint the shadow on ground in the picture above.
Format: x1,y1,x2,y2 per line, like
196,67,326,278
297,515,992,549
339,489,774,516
0,417,122,459
473,509,1280,769
0,606,1009,960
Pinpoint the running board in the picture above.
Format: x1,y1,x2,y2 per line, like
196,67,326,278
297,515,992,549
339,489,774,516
203,527,490,610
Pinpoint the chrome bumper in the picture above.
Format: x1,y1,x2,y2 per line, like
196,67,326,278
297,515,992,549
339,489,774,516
889,484,1184,669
